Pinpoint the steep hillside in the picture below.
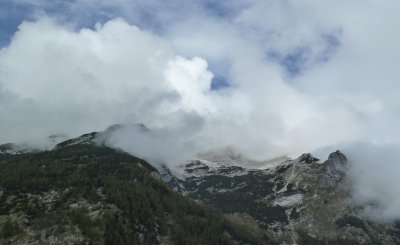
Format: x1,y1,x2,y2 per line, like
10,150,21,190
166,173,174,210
0,132,265,245
163,151,400,244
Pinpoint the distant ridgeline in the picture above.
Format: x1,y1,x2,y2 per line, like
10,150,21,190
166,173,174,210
1,125,400,244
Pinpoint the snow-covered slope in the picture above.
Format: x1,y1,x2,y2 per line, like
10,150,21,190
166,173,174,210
196,148,290,169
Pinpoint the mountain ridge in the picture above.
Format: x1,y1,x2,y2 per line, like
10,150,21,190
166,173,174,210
162,150,400,244
2,127,400,244
0,129,266,244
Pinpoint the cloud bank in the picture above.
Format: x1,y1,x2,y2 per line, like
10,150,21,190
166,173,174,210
0,16,360,157
344,142,400,221
2,0,400,220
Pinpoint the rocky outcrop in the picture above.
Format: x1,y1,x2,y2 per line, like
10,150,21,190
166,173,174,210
299,153,319,164
320,150,347,187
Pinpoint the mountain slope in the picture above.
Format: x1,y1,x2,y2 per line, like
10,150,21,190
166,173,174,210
163,151,400,244
3,126,400,244
0,132,265,244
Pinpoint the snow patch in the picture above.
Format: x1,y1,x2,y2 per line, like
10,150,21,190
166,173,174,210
65,134,94,146
273,194,304,207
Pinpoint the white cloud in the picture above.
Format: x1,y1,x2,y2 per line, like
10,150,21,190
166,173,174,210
0,18,211,147
2,0,400,220
344,142,400,221
165,56,214,115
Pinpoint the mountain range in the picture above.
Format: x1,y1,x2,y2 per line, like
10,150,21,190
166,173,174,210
1,125,399,244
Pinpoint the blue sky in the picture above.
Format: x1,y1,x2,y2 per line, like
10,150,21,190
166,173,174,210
0,1,31,46
0,0,336,81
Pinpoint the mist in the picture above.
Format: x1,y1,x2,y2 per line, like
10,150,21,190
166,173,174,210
343,142,400,222
2,0,400,221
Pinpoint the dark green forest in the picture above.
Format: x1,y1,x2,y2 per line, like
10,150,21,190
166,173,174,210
0,144,266,244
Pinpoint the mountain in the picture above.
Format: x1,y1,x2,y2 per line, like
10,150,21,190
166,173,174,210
162,151,400,244
0,128,264,245
2,126,400,244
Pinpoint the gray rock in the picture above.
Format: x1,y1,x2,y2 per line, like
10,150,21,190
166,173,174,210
320,150,347,187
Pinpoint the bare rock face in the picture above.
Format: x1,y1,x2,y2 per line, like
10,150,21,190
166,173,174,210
299,153,320,164
326,150,347,172
320,150,348,187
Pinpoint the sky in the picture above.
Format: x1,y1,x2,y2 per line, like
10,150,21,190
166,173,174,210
1,0,400,220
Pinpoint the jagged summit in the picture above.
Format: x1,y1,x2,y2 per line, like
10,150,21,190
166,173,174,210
321,150,348,187
299,153,320,164
327,150,347,165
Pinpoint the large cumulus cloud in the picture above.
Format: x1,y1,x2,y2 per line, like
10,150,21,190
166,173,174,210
2,0,400,220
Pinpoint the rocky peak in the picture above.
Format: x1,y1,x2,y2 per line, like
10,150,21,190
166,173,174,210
299,153,319,164
326,150,347,165
320,150,348,187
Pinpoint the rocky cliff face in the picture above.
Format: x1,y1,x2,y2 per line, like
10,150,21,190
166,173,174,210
162,151,400,244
